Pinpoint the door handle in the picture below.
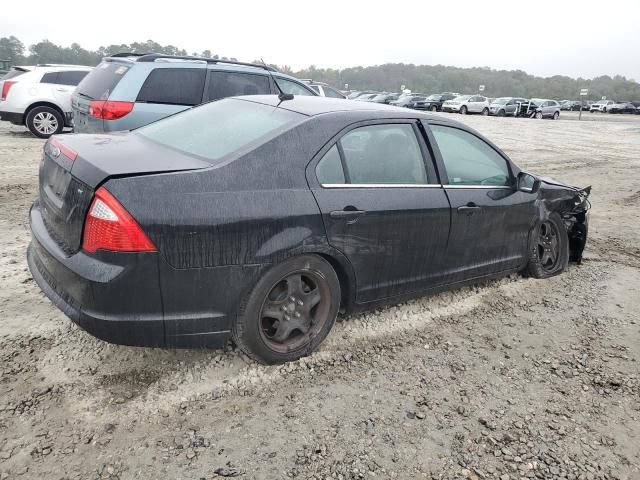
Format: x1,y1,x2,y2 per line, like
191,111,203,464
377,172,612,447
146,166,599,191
457,203,481,215
329,209,366,218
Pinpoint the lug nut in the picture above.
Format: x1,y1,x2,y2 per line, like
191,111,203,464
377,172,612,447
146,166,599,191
294,312,301,318
297,299,303,306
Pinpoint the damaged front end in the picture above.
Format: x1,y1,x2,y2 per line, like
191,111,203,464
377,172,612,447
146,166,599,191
538,177,592,264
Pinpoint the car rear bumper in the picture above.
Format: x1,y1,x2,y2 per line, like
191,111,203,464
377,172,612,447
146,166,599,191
27,202,247,349
0,110,24,125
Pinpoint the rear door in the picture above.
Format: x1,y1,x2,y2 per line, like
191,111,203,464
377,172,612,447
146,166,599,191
424,122,534,281
308,120,451,303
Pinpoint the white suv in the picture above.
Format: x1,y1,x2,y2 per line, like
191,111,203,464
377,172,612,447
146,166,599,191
0,64,92,138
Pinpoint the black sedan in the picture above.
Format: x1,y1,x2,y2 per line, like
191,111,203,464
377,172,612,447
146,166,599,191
410,93,458,111
28,96,591,364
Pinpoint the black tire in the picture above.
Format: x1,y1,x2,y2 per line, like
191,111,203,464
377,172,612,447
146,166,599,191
481,108,489,116
431,105,438,112
525,213,569,279
233,255,340,364
25,105,64,139
460,105,467,115
535,111,543,119
497,109,505,117
553,111,559,120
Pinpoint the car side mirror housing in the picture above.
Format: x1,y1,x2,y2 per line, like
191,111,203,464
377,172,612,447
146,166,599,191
517,172,540,193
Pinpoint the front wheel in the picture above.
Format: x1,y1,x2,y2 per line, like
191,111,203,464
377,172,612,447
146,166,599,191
431,105,438,112
460,106,467,115
233,255,340,364
525,213,569,279
481,108,489,116
535,111,543,119
26,106,64,138
497,109,505,117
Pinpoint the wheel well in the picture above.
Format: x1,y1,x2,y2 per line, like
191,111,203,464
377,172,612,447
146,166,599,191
316,253,352,311
24,102,65,125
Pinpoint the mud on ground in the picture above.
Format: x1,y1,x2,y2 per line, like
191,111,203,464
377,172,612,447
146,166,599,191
0,111,639,479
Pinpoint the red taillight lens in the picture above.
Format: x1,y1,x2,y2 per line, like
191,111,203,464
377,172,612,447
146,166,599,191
49,137,78,161
82,187,156,253
1,81,16,101
88,100,134,120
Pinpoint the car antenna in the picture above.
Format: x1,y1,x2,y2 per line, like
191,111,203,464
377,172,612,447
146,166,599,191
261,58,294,103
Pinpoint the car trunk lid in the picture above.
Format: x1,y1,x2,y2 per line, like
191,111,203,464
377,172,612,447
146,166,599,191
38,132,211,255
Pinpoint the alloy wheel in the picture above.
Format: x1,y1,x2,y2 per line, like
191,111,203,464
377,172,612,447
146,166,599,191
33,111,59,135
537,221,560,273
259,271,331,353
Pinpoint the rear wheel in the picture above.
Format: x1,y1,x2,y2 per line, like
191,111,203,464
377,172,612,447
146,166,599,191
553,111,560,120
233,255,340,364
497,109,505,117
460,105,468,115
525,213,569,279
26,106,64,138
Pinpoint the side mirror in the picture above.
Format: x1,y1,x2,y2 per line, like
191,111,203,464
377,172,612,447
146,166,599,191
518,172,540,193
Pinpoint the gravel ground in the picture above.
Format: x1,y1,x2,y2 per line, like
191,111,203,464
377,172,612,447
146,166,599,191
0,111,639,480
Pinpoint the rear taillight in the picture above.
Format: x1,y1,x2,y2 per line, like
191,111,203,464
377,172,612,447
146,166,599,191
82,187,156,253
88,100,134,120
48,137,78,161
1,81,16,101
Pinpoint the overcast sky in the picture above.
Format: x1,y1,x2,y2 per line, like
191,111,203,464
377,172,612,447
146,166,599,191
2,0,639,81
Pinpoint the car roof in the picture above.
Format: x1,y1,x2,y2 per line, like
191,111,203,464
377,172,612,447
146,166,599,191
236,95,464,125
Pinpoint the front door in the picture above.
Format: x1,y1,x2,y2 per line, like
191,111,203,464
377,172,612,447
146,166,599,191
308,121,451,303
425,122,535,281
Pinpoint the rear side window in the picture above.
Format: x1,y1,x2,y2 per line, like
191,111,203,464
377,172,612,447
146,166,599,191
137,68,206,106
430,125,510,186
207,71,270,101
57,70,89,86
137,98,304,163
76,62,130,100
340,124,427,184
316,145,345,184
41,72,59,84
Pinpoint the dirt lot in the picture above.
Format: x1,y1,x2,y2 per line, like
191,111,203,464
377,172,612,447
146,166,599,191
1,111,639,480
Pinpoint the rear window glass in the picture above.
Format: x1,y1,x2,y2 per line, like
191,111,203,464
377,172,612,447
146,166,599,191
137,98,305,163
76,62,129,100
137,68,206,106
1,68,28,81
207,71,270,101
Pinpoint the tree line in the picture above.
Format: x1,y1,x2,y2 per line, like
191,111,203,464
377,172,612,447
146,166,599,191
2,36,639,101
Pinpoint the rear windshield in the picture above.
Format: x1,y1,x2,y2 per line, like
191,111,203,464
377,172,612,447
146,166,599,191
76,61,129,100
136,98,305,163
1,68,28,80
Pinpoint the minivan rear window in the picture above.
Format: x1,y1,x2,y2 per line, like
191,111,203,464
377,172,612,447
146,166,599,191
137,98,304,163
76,62,129,100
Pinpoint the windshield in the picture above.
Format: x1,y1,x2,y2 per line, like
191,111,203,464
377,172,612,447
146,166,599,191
493,98,509,105
426,95,441,101
372,94,388,101
137,98,304,163
452,95,471,102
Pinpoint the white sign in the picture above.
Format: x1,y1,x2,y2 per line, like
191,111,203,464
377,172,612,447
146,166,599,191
602,96,606,100
344,83,348,90
479,85,485,92
400,85,406,91
580,88,588,96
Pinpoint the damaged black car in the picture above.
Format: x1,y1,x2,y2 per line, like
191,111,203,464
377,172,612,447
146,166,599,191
27,96,591,364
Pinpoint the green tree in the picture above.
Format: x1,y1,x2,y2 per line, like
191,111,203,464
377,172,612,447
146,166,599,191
0,36,25,65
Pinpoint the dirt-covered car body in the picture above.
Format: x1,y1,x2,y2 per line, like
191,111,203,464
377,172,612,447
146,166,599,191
27,96,591,352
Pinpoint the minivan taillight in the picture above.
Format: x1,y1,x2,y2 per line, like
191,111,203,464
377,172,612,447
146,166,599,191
88,100,134,120
82,187,156,253
1,81,16,101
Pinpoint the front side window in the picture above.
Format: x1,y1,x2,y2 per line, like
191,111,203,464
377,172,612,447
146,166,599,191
323,86,344,98
430,125,511,186
339,124,427,184
277,78,314,96
137,68,206,106
137,98,304,163
207,71,270,100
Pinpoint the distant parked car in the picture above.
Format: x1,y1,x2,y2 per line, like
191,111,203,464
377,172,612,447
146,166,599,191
560,100,580,111
0,64,92,137
529,99,561,119
367,93,399,104
607,102,636,114
488,97,528,116
413,93,458,112
347,91,376,100
303,81,346,99
72,53,316,133
442,95,491,115
389,94,426,107
354,93,379,101
590,100,614,112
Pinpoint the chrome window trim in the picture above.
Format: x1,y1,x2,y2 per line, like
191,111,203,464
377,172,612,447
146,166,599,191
320,183,442,189
444,185,513,190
